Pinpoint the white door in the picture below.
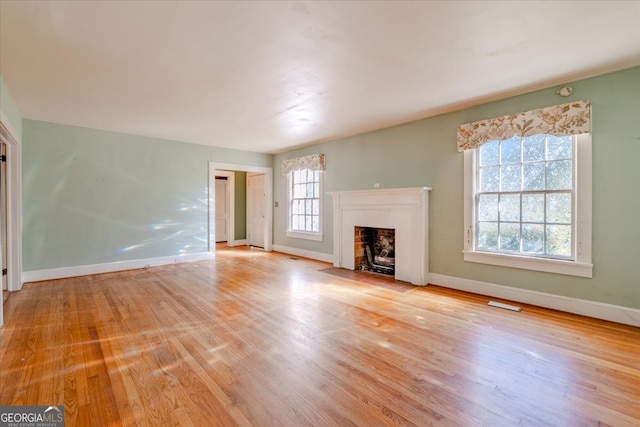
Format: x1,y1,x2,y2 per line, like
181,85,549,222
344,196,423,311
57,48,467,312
215,178,229,242
247,173,265,248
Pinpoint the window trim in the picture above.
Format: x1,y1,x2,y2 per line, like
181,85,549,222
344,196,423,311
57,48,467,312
463,134,592,278
286,169,323,242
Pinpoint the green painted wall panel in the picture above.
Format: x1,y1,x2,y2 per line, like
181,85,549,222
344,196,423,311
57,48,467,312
234,171,247,239
22,120,272,270
274,67,640,309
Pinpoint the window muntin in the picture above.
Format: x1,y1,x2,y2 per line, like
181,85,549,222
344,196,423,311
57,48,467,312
475,134,575,260
287,168,322,240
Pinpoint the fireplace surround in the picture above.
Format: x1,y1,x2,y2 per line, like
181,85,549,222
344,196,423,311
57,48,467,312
329,187,432,285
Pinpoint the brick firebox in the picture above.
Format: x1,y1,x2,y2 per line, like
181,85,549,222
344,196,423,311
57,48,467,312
354,226,395,275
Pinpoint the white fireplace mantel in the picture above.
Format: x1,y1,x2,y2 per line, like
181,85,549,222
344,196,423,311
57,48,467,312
329,187,432,285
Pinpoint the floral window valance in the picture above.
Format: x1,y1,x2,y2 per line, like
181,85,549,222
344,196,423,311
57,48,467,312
457,99,591,152
281,153,326,175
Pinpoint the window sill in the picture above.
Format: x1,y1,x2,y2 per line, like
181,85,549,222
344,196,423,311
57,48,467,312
287,230,323,242
463,250,593,278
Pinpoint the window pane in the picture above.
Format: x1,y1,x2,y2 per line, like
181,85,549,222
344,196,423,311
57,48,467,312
546,224,571,257
546,193,572,224
547,160,572,190
523,134,545,162
522,194,544,223
478,194,498,221
500,136,521,164
547,135,572,160
472,134,578,261
480,141,499,166
523,162,545,191
499,194,520,222
522,224,544,253
500,164,521,191
480,166,500,192
478,222,498,250
499,223,520,252
289,168,322,236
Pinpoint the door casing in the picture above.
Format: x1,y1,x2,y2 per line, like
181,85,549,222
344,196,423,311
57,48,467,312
208,162,272,253
0,118,22,326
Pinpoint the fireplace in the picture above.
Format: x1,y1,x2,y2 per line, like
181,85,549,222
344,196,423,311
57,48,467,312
355,226,395,276
330,187,432,285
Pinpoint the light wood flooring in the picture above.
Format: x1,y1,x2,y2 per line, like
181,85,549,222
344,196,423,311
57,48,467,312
1,245,639,426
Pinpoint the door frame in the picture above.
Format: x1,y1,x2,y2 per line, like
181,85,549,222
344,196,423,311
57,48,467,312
208,162,273,253
0,118,22,328
214,170,234,245
1,143,6,292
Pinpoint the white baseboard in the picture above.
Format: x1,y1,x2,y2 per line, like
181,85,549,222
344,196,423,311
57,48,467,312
429,273,640,327
22,252,214,283
272,244,334,263
228,239,248,247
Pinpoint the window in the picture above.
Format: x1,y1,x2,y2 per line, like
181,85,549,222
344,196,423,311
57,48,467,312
458,100,593,277
477,134,574,258
287,168,323,241
464,133,592,277
281,153,325,241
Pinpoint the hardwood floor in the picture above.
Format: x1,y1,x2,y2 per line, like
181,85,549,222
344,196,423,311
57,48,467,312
1,245,639,426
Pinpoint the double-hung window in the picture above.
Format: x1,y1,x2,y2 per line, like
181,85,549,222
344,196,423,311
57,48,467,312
460,100,593,277
282,154,325,241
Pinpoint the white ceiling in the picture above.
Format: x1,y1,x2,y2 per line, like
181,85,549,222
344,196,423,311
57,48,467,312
1,1,639,154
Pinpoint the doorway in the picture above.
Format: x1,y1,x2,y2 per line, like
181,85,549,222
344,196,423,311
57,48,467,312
208,162,273,253
0,143,6,293
0,119,22,326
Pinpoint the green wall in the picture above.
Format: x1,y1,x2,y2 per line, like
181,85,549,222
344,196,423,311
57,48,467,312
22,120,272,270
274,67,640,309
234,171,247,240
0,75,22,140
